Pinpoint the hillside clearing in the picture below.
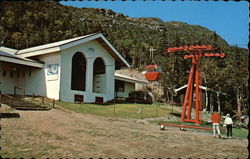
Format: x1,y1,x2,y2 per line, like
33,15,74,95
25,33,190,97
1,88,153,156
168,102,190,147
1,104,248,158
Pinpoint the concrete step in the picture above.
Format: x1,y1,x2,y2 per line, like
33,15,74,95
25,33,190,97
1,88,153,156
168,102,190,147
13,106,51,111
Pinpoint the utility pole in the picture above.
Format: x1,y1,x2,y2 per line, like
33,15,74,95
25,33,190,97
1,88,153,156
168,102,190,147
149,48,156,63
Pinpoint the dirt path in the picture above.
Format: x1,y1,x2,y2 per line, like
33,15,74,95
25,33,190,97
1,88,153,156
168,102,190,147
1,105,248,158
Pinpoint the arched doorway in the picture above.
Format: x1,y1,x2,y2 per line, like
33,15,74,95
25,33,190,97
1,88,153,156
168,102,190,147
71,52,86,91
93,57,106,93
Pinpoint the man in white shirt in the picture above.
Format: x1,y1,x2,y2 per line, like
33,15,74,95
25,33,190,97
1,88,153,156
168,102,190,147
223,114,233,138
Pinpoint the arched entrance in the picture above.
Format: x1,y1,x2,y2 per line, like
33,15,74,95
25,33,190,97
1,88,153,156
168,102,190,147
71,52,86,91
93,57,106,93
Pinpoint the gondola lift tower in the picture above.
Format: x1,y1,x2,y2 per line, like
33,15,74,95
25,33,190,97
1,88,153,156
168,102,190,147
164,45,225,124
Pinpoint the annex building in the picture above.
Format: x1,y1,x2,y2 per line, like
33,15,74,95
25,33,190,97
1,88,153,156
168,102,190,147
0,33,148,103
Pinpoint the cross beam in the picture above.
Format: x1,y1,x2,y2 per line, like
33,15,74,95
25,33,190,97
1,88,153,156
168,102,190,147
165,45,225,124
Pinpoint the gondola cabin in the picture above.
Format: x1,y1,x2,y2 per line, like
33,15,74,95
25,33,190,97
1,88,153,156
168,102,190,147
144,65,162,81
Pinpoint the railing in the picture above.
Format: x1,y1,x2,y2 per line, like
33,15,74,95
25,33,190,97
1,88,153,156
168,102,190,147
14,86,25,97
0,93,14,107
31,93,55,109
1,91,55,109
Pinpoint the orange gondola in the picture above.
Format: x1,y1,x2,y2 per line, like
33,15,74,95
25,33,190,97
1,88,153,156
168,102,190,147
144,64,162,81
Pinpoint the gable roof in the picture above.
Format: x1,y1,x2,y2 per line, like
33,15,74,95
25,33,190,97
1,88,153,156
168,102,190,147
16,33,97,55
15,33,130,68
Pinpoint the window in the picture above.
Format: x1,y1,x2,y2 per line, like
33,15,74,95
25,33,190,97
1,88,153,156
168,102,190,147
74,94,84,103
93,57,105,75
16,71,19,78
115,80,125,92
10,71,13,78
95,97,104,103
3,70,6,77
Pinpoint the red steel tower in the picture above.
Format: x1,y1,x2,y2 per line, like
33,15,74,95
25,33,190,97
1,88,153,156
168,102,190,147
165,45,225,124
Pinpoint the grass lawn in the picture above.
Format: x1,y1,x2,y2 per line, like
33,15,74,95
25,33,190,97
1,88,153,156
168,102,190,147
56,101,172,119
56,101,248,139
150,119,248,139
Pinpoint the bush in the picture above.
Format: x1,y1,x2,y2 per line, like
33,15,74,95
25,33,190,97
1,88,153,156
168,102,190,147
125,91,153,104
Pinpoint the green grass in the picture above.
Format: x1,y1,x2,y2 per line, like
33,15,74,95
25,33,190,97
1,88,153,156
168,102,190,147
56,101,248,139
150,119,248,139
231,127,248,139
56,101,172,119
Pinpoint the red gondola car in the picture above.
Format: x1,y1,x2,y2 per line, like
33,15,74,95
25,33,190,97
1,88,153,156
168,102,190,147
144,65,162,81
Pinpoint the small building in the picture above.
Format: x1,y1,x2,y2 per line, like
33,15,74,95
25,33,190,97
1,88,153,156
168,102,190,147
114,72,149,98
115,68,164,100
0,33,131,103
174,84,226,112
0,48,44,95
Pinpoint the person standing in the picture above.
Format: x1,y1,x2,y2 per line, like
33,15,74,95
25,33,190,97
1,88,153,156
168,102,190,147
223,114,233,138
211,112,221,138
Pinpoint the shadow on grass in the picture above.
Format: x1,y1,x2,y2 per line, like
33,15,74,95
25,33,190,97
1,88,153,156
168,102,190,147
1,113,20,118
220,137,237,140
14,108,51,111
169,112,181,117
91,102,115,106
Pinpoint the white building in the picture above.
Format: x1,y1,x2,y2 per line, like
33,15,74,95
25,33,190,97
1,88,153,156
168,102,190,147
0,33,139,103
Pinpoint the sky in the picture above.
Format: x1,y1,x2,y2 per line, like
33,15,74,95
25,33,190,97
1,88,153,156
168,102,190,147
60,1,249,48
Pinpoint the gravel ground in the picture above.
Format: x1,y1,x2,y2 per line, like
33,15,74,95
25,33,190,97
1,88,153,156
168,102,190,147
1,104,248,158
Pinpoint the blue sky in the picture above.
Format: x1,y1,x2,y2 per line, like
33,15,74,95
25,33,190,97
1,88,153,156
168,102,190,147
60,1,249,48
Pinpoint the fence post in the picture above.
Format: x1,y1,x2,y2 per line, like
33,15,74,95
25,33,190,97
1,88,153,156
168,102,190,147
156,103,159,117
0,94,2,103
42,97,44,104
52,99,55,109
32,93,34,99
10,98,13,107
23,89,25,97
14,86,16,96
113,98,116,116
141,104,144,119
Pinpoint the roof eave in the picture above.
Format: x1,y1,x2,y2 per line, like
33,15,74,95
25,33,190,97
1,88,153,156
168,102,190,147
18,47,61,58
0,56,43,68
115,76,148,84
99,34,130,68
114,73,148,84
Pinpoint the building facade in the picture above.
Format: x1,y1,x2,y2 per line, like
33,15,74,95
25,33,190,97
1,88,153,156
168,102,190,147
0,33,131,103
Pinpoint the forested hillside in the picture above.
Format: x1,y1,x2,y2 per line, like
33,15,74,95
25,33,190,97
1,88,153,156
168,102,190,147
0,1,248,116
